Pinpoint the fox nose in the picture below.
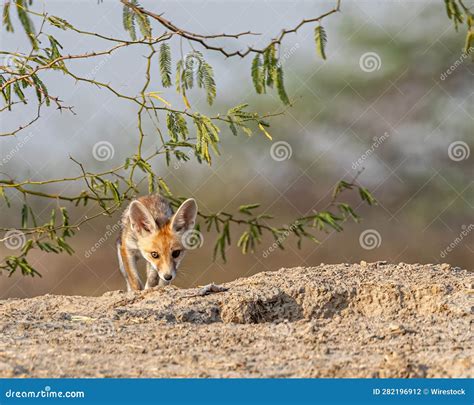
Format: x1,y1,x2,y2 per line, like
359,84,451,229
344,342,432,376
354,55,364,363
163,274,173,281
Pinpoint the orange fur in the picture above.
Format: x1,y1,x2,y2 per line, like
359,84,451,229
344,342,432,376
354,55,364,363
116,195,197,291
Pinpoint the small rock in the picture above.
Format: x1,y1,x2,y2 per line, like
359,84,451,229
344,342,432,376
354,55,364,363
440,263,451,271
360,260,368,267
388,323,405,335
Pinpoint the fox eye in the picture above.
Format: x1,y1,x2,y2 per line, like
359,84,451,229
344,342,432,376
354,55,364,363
150,251,159,259
172,250,181,258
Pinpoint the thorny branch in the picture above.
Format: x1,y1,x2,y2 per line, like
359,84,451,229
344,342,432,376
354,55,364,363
0,0,378,276
121,0,341,58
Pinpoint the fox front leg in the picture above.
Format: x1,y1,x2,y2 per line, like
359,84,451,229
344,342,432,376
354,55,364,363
117,241,143,291
145,262,160,289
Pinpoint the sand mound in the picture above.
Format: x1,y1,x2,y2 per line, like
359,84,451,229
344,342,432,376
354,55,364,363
0,263,472,377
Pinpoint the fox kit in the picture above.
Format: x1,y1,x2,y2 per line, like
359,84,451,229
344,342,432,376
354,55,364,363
117,195,198,291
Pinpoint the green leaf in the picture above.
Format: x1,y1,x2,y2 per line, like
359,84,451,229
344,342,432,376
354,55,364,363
31,73,50,106
134,7,152,38
333,180,353,198
2,2,14,32
182,51,216,105
193,114,220,164
157,177,172,196
200,60,216,105
159,43,172,87
47,15,73,30
464,27,474,54
21,204,28,228
239,203,260,215
237,231,250,254
13,82,26,103
15,0,38,50
314,25,327,60
263,45,277,87
358,187,376,205
167,112,189,141
251,54,265,94
122,2,136,40
275,66,290,105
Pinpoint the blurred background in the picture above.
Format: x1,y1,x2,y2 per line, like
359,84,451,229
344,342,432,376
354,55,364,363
0,0,472,298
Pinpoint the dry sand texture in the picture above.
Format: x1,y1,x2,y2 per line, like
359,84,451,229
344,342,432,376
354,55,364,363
0,263,472,377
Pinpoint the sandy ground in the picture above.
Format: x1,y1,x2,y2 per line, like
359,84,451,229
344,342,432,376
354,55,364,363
0,263,472,378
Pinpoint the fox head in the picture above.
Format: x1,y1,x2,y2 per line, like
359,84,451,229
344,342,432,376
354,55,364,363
128,198,198,283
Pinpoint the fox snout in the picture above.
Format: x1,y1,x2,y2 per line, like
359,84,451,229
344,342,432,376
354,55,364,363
152,261,177,282
161,271,174,281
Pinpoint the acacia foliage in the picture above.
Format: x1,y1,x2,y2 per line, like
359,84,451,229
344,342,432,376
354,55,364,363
0,0,380,276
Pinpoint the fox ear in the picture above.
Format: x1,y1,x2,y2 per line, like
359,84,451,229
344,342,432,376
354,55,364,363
129,201,157,234
171,198,198,233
